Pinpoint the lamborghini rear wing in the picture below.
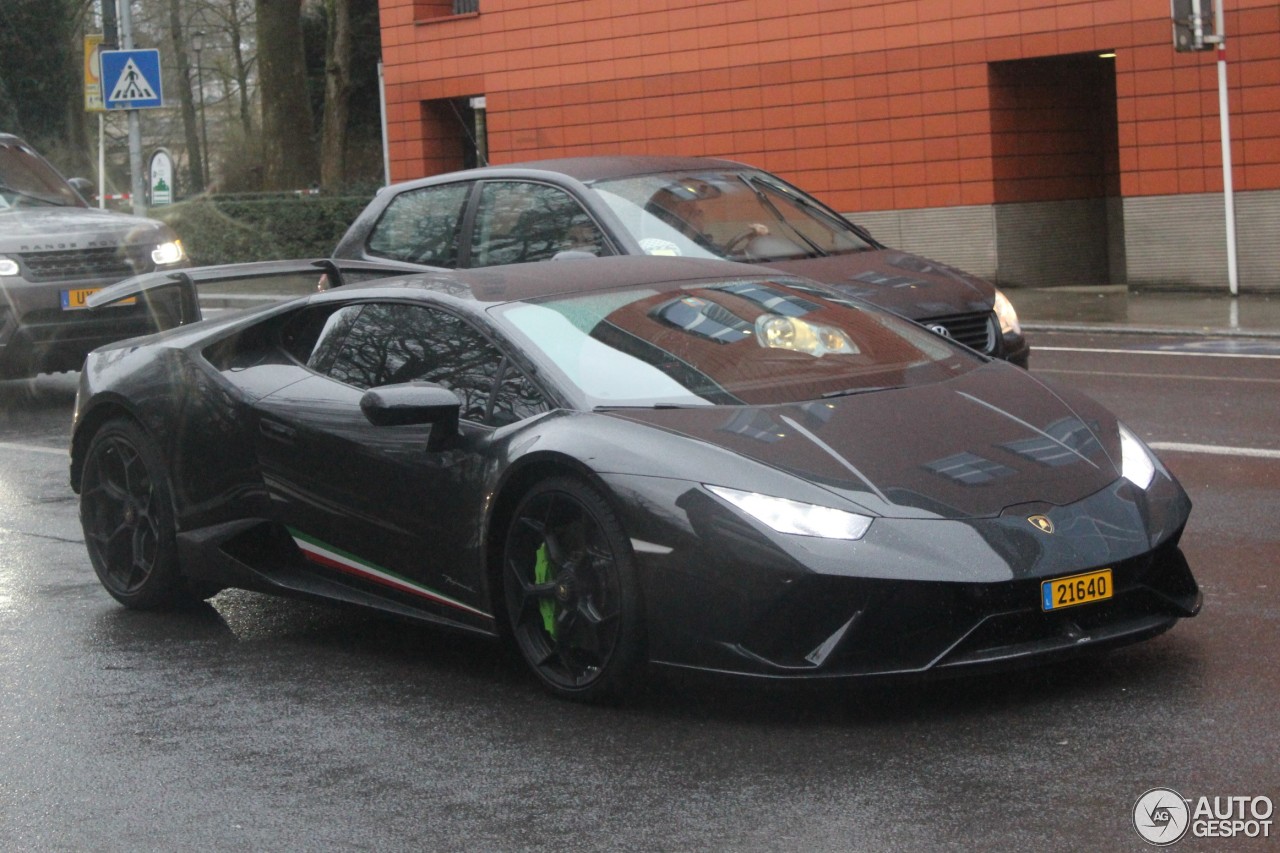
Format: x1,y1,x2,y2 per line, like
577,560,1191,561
86,258,434,324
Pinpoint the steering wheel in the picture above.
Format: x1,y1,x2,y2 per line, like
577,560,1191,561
723,224,769,256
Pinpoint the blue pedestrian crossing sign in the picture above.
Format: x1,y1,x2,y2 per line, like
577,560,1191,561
101,49,164,110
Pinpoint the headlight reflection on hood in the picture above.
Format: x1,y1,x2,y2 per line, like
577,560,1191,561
706,485,873,540
755,314,858,357
151,240,186,266
1118,423,1156,489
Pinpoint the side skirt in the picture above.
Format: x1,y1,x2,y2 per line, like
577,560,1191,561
176,519,499,639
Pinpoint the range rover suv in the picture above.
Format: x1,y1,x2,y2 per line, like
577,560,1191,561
0,133,187,377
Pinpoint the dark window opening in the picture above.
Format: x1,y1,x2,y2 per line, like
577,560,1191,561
420,96,487,175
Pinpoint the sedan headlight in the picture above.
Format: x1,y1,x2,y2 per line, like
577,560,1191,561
0,256,18,276
706,485,873,540
1118,423,1156,490
151,240,186,266
993,289,1021,336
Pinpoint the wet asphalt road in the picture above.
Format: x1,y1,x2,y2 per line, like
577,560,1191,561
1,332,1277,852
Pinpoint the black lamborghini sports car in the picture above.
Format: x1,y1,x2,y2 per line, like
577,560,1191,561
71,255,1199,701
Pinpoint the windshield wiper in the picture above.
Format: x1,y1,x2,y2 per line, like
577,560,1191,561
820,385,905,399
750,177,878,252
737,175,828,258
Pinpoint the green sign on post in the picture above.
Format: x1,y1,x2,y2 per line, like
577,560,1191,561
149,148,174,206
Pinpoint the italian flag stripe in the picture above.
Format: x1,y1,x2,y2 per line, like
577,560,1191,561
289,528,490,619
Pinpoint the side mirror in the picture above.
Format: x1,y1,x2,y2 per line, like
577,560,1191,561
68,177,96,204
360,382,461,450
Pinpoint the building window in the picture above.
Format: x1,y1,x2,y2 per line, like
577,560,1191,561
414,1,478,20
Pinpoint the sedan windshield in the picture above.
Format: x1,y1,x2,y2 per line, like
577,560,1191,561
589,169,874,262
493,277,979,408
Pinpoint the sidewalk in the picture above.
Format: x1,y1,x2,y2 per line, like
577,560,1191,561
1010,286,1280,338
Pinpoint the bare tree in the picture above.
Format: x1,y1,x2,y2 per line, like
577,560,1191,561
202,0,256,138
167,0,205,192
319,0,351,189
255,0,317,189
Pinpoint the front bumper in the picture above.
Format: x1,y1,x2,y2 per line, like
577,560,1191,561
659,536,1198,679
0,279,182,375
607,473,1197,681
1003,330,1031,369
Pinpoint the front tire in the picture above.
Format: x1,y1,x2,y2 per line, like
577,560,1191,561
502,477,645,702
79,418,205,608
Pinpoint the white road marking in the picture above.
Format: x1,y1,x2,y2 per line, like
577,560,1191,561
1037,368,1280,384
1150,442,1280,460
0,442,65,456
1035,346,1280,360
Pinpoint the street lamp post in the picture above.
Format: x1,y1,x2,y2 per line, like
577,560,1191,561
191,30,210,189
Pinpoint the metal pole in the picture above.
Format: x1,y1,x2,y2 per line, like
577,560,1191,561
194,39,209,188
378,61,391,186
98,113,106,209
99,1,115,210
118,0,146,216
1213,1,1239,296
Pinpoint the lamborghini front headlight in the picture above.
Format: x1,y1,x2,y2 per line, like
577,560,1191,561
706,485,873,540
1119,423,1156,490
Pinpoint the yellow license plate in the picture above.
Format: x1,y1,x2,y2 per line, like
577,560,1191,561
61,288,136,310
1042,569,1113,611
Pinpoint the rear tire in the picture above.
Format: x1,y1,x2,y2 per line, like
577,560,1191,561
79,418,209,608
502,476,645,702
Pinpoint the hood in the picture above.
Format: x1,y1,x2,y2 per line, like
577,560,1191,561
603,362,1123,520
0,206,171,250
763,249,994,321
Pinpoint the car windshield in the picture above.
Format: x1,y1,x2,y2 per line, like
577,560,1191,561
0,142,82,209
492,277,979,408
588,169,874,262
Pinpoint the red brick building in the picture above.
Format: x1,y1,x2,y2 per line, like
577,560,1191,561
377,1,1280,290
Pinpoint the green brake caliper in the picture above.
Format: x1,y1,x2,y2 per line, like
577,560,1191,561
534,543,557,638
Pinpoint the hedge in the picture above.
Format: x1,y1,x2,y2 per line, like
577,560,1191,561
152,194,374,266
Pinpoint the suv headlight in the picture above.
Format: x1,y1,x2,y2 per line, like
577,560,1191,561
151,240,186,266
993,289,1021,336
706,485,873,540
1118,423,1156,489
0,256,18,276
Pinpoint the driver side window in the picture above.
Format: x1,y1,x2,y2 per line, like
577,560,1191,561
304,302,549,426
366,182,470,268
469,181,609,268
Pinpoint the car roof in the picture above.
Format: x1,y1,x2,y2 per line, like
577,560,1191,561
336,255,786,306
498,155,749,183
381,155,752,192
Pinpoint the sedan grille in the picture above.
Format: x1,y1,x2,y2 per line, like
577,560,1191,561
921,311,996,354
18,246,154,282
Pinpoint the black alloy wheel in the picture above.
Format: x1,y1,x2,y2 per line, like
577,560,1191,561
503,477,644,702
80,419,202,608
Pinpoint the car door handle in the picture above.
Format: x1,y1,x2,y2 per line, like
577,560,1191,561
258,418,297,444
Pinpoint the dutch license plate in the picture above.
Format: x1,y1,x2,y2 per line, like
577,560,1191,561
1041,568,1113,611
61,288,136,310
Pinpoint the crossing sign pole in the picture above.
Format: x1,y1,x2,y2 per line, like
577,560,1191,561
112,0,152,215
